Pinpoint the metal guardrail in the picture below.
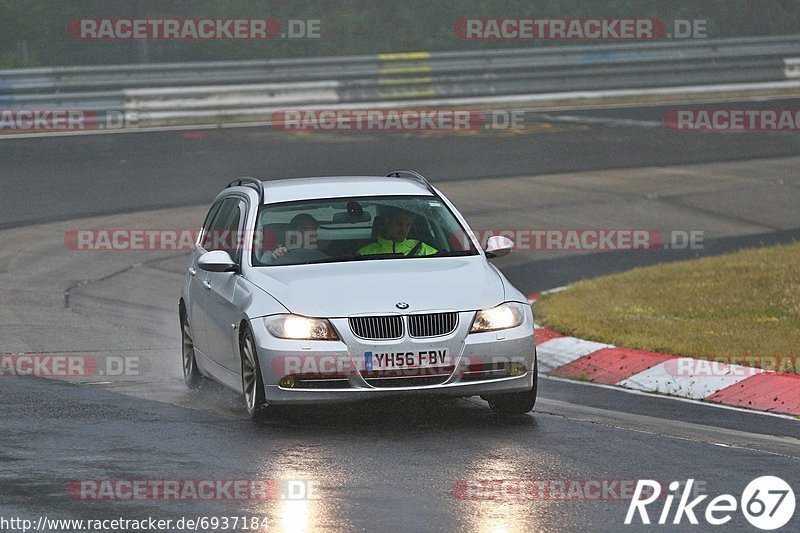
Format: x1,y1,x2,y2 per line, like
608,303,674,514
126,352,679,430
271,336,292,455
1,35,800,129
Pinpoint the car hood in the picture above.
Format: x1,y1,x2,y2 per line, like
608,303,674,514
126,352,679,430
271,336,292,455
247,257,505,317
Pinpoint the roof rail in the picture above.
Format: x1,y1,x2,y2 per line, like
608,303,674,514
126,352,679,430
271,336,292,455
227,177,264,203
386,169,436,195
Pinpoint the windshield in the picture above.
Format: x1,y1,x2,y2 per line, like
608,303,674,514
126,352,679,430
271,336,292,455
251,195,479,266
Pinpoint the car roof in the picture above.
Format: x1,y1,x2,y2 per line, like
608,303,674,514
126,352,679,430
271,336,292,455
229,175,436,204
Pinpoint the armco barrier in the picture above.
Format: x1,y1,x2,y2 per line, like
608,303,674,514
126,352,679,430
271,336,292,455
2,35,800,130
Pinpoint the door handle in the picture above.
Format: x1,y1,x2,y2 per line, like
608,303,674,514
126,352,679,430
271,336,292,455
188,267,196,276
202,280,212,290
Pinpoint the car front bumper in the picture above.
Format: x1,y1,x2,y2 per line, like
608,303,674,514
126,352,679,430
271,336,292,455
249,309,536,405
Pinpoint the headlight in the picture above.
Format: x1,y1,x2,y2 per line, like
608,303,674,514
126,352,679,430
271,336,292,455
470,302,525,333
264,315,339,340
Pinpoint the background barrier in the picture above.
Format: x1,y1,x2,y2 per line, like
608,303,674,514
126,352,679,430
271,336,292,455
2,35,800,129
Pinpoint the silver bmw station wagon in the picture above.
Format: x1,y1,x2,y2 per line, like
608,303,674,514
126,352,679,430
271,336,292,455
179,170,537,418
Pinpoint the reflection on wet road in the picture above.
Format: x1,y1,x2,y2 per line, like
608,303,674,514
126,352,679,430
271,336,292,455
2,376,797,532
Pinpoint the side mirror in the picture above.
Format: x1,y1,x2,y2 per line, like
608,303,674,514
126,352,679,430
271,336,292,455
484,235,513,258
198,250,239,273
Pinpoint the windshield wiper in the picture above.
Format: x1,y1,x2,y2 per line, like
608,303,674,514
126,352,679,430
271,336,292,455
303,251,475,265
428,250,477,257
306,253,405,265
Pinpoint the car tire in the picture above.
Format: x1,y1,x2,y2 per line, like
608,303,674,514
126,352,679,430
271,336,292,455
180,309,204,390
240,326,267,419
486,359,538,416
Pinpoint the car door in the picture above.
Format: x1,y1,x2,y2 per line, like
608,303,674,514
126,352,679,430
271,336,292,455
203,197,248,372
192,197,239,363
186,199,223,357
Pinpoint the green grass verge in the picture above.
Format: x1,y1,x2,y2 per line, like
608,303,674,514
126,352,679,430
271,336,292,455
535,242,800,372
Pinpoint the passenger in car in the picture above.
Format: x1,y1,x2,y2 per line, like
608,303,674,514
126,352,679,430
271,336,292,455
268,213,320,261
357,206,438,256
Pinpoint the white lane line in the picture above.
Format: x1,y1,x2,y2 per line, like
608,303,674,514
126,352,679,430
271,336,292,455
539,113,664,127
528,285,568,303
537,337,613,372
542,375,799,421
617,359,763,400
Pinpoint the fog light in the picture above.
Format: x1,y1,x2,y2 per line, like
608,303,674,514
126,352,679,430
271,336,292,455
279,376,296,388
507,362,526,376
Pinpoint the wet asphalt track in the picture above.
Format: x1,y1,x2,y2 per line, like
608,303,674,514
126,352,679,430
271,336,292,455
1,101,799,532
2,376,798,532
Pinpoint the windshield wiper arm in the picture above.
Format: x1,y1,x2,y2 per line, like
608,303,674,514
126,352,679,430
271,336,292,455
429,250,477,257
306,253,405,265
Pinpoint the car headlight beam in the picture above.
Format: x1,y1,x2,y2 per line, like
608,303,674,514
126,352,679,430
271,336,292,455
470,302,525,333
265,314,339,340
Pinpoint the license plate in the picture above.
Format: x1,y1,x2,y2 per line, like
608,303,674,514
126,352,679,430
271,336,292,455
364,350,450,371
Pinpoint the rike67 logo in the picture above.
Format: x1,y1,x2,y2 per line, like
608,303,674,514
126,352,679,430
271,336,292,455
625,477,795,530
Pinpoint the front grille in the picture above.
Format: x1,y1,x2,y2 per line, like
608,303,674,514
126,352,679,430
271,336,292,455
408,312,458,338
349,315,404,340
363,366,454,388
293,376,351,389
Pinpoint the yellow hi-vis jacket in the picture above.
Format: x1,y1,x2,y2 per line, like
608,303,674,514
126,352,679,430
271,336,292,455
357,236,438,256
